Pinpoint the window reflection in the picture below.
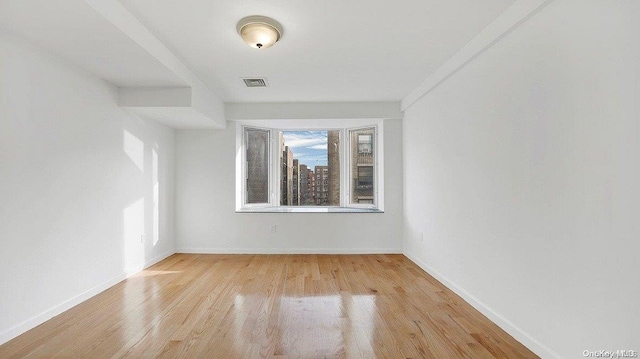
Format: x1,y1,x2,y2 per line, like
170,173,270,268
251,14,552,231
231,294,376,356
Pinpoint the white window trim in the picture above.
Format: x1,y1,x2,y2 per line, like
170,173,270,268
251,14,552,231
235,119,384,213
346,126,380,210
240,127,272,209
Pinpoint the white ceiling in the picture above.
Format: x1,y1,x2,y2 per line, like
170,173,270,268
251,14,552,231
1,0,517,103
116,0,517,102
0,0,187,87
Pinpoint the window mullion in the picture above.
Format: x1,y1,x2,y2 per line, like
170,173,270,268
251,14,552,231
346,126,377,208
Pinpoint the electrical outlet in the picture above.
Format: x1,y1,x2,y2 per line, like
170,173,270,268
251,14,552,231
140,234,145,244
419,232,423,242
270,225,277,233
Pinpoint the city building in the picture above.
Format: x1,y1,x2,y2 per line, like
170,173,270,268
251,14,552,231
292,159,300,205
327,130,340,206
298,164,310,205
308,168,315,205
281,145,294,205
350,128,375,204
314,166,329,205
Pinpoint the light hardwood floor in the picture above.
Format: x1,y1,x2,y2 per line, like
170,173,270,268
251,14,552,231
0,254,538,358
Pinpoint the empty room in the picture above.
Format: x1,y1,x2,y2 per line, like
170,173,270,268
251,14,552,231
0,0,638,358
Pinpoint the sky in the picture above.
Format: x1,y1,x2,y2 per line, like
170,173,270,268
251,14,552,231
282,131,328,168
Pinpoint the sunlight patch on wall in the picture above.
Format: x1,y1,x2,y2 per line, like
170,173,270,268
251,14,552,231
124,130,144,172
152,148,159,246
123,197,145,273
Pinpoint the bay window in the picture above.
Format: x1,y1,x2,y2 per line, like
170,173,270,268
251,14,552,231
236,120,383,212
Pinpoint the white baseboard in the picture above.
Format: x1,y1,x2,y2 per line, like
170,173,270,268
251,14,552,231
0,249,175,346
402,251,562,359
123,249,177,276
0,275,126,346
145,249,176,267
176,247,403,255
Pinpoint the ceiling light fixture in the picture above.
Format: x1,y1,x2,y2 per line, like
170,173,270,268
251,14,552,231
236,15,283,49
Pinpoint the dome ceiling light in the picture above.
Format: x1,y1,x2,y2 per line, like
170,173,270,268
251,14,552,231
236,15,283,49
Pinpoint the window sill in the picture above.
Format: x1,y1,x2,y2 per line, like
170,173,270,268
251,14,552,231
236,207,384,213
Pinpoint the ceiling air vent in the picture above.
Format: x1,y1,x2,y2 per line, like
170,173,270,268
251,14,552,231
242,78,268,87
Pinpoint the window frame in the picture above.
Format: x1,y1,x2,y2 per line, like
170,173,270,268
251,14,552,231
346,126,379,209
241,127,273,208
235,119,384,212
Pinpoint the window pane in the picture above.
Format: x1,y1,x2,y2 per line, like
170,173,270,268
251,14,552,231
280,130,340,206
245,128,269,204
358,166,373,186
350,128,375,205
358,134,372,153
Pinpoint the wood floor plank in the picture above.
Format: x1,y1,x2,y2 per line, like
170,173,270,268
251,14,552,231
0,254,539,358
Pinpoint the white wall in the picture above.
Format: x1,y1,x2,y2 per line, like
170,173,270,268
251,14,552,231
175,119,403,253
0,32,175,344
402,1,639,358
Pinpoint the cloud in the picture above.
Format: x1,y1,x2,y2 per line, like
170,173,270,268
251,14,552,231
282,131,329,167
287,138,326,149
308,144,327,150
282,131,327,149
